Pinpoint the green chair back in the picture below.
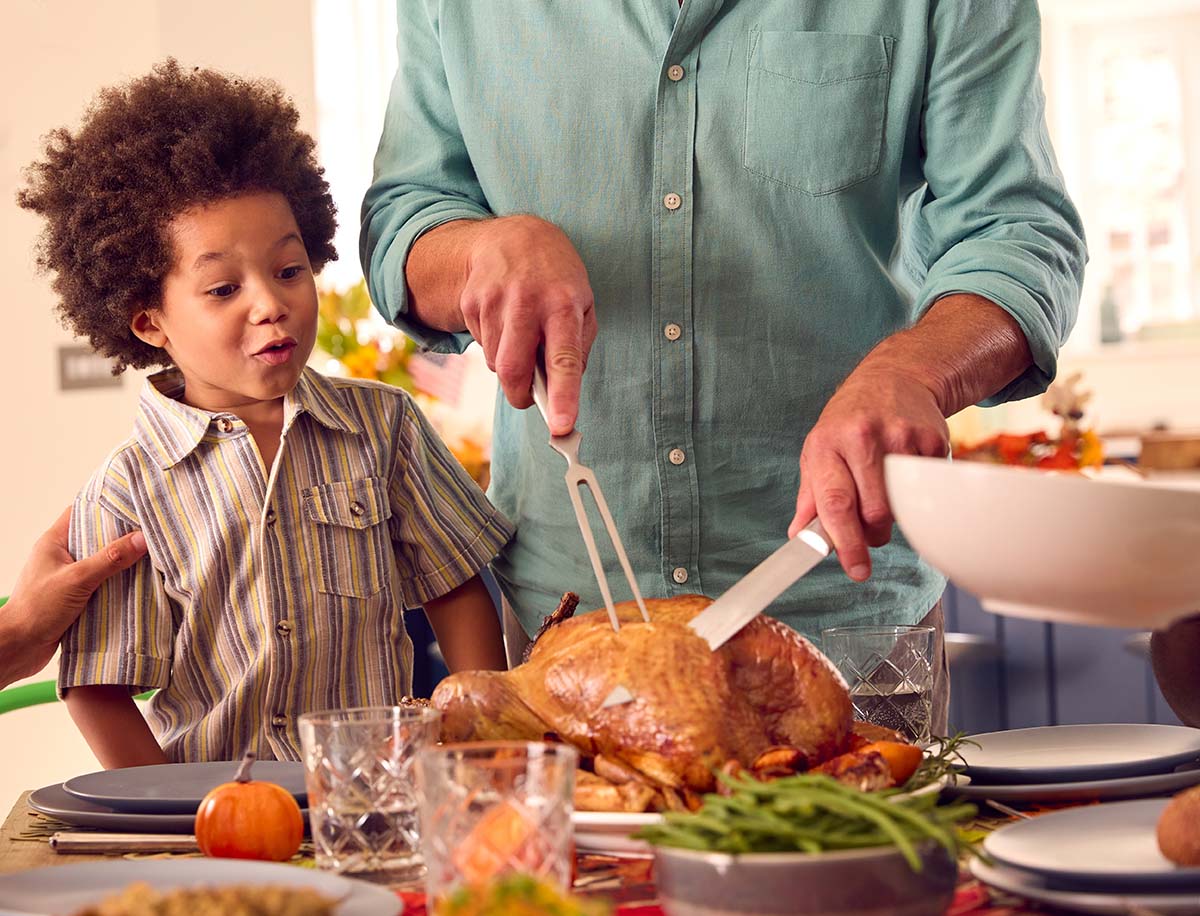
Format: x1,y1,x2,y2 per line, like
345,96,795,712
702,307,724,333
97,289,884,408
0,679,58,715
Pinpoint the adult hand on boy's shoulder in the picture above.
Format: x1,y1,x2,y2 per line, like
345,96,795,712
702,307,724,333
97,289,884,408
0,506,147,688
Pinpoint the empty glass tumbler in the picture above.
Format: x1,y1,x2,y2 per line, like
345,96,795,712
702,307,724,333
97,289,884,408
299,705,442,887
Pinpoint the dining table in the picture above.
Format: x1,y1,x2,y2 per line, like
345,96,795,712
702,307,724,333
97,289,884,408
0,788,1068,915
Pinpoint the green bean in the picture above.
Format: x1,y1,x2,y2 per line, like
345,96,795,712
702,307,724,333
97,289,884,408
634,771,977,871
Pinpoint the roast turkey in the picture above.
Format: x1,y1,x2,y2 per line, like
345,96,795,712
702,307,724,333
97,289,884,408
432,594,853,793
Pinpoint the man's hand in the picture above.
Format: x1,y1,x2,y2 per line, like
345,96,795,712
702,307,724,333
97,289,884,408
0,507,147,687
788,294,1034,582
409,215,597,436
789,370,949,581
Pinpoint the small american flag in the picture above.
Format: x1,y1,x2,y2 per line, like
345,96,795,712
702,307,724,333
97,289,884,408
408,351,466,404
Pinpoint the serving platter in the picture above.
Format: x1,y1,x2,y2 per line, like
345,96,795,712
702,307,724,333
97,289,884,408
0,859,401,916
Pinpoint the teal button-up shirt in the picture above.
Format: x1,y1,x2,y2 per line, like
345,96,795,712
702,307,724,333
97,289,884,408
362,0,1086,640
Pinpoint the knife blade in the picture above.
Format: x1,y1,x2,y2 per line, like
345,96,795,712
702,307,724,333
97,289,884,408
687,518,831,650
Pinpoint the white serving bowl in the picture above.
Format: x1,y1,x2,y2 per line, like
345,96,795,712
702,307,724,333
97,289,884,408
884,454,1200,629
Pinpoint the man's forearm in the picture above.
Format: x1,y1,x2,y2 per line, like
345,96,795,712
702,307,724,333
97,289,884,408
405,219,491,333
65,684,168,769
861,294,1034,417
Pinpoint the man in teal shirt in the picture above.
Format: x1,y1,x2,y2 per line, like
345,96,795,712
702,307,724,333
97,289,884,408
361,1,1086,695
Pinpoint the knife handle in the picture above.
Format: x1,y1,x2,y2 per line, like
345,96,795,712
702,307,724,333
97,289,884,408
798,517,831,555
531,362,551,428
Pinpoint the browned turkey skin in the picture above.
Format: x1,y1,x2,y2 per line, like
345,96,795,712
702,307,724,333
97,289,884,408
432,594,854,795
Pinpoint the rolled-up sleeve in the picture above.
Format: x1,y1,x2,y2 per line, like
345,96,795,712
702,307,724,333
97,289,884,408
360,0,490,355
901,0,1088,404
58,495,173,697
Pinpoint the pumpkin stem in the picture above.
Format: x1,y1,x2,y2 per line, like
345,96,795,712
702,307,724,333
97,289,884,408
234,751,256,783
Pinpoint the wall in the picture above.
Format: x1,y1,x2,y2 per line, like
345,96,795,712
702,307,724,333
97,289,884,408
0,0,317,818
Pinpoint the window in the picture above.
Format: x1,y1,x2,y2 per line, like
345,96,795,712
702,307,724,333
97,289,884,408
1043,1,1200,348
310,0,397,292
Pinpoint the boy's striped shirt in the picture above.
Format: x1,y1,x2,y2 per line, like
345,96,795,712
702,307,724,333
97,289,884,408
59,367,513,761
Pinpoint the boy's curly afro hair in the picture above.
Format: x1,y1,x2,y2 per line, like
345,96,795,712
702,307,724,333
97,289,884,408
17,59,338,373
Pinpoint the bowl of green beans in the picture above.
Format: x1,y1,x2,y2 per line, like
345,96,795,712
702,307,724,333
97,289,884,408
638,772,974,916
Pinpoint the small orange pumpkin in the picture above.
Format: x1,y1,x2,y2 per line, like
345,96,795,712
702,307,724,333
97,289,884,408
194,752,304,861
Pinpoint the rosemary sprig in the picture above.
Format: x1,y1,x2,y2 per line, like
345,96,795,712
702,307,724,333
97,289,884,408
903,732,978,793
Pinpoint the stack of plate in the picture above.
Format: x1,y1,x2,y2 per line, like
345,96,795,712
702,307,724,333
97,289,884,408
948,723,1200,805
971,799,1200,914
27,761,309,834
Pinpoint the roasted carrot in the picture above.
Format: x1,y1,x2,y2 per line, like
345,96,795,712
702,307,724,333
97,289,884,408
452,801,535,885
857,741,924,784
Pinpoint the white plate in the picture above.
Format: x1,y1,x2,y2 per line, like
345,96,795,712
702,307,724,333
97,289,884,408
571,773,960,857
961,724,1200,784
64,761,307,814
0,858,401,916
970,858,1200,915
948,759,1200,804
573,811,658,856
983,798,1200,891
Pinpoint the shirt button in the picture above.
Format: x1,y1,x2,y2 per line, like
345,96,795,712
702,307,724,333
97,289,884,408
218,418,234,433
264,508,277,526
664,323,682,341
668,448,687,466
663,192,682,211
672,567,689,584
349,500,366,516
275,619,293,636
271,714,288,728
667,64,685,81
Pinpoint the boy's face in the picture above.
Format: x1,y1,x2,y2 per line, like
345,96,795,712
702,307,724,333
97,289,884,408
131,192,318,415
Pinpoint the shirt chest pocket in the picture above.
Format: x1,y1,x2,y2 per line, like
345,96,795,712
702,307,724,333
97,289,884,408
744,30,893,196
303,477,392,598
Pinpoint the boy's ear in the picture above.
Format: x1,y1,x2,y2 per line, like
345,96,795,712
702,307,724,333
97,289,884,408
130,310,168,348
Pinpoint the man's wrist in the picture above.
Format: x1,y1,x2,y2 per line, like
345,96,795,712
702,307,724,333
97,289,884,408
853,294,1033,417
851,348,950,415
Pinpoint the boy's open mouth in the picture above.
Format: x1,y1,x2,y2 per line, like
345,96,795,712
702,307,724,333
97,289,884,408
252,337,297,366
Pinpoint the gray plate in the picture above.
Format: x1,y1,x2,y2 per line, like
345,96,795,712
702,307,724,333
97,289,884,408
0,859,401,916
63,761,307,814
961,724,1200,784
983,798,1200,891
654,842,956,916
29,782,310,834
947,759,1200,804
970,859,1200,915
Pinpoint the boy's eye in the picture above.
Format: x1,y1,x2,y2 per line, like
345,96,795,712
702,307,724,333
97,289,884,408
279,265,306,280
208,284,237,299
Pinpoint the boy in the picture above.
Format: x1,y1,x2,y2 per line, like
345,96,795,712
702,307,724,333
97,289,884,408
17,61,513,767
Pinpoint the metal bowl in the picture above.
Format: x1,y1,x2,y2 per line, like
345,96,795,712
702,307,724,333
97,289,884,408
653,842,957,916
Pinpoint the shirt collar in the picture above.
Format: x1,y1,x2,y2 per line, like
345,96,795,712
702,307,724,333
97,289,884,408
134,367,362,470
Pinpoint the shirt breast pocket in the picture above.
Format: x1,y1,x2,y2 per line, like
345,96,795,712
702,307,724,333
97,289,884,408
303,477,393,598
744,30,893,196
